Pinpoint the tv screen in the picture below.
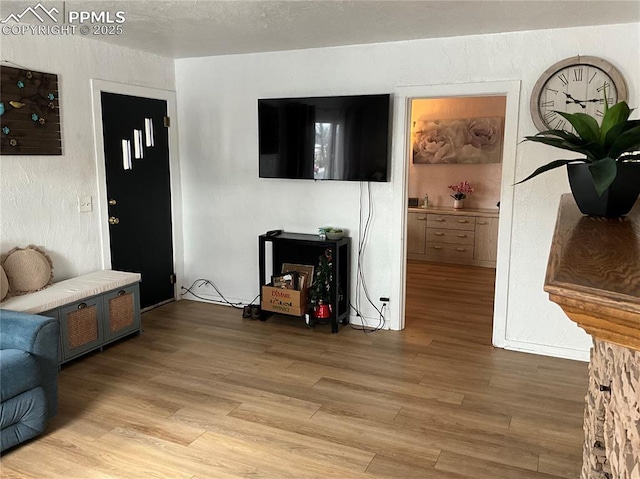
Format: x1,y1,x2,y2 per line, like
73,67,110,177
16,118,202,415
258,94,391,182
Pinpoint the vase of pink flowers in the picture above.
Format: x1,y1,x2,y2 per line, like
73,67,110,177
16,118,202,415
449,181,474,209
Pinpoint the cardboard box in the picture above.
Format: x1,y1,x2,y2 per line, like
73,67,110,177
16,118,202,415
261,284,308,316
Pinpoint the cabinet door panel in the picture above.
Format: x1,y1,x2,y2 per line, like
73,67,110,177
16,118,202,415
474,217,499,262
407,213,427,255
59,296,103,361
103,284,141,343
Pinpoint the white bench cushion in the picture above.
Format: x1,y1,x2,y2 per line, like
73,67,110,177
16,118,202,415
0,270,141,314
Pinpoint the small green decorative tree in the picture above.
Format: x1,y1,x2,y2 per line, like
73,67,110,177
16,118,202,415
309,248,333,307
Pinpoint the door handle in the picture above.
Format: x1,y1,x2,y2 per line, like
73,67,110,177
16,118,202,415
108,199,117,205
109,216,120,225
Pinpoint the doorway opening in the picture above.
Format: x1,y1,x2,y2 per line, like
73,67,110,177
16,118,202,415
404,95,506,342
101,92,175,310
388,80,521,350
90,80,184,312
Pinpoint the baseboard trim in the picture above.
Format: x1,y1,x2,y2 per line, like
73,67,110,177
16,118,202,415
348,314,388,331
503,338,590,362
142,298,175,313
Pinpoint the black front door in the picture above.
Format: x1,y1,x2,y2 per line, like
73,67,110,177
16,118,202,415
101,92,174,309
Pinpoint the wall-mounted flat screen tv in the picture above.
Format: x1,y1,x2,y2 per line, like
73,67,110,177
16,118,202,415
258,94,391,182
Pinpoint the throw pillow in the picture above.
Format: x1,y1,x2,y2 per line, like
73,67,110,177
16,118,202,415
2,245,54,295
0,265,8,301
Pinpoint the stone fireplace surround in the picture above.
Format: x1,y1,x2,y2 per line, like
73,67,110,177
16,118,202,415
584,341,639,479
545,195,640,479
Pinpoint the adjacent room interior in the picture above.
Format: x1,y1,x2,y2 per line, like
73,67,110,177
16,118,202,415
405,95,505,342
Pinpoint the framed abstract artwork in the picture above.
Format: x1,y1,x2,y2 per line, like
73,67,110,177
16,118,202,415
0,65,61,155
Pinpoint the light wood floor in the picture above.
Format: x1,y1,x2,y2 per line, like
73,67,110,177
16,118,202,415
1,261,588,478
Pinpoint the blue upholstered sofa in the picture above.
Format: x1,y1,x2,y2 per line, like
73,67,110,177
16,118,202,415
0,309,59,452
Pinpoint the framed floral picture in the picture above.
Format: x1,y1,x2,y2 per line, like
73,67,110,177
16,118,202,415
412,117,503,164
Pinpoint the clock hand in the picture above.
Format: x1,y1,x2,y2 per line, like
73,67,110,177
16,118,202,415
565,100,587,109
563,92,587,108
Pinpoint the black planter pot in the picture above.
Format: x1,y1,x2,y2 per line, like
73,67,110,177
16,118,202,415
567,162,640,218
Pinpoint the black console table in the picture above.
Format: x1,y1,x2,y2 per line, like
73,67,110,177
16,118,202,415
258,232,350,333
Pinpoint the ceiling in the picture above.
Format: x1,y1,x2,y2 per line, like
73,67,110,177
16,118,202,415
2,0,639,59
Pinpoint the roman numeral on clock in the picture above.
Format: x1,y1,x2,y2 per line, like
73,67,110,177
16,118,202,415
544,110,557,123
554,119,566,130
557,73,569,86
573,68,583,82
541,100,554,108
596,82,610,93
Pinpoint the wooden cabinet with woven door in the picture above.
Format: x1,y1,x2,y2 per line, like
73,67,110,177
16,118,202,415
58,283,141,363
59,296,105,361
103,284,140,343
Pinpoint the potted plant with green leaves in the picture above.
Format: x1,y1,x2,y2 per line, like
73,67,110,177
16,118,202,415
518,97,640,217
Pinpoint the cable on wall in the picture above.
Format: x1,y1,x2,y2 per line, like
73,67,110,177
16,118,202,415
349,181,385,333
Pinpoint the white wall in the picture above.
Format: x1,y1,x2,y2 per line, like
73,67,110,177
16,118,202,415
176,22,638,360
0,33,175,280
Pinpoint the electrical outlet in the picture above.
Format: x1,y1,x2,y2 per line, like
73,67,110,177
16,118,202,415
380,296,390,302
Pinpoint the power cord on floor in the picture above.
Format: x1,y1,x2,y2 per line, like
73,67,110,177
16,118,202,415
349,301,386,333
180,279,259,310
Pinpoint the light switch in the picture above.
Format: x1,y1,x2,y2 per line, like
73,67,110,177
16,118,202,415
79,196,92,212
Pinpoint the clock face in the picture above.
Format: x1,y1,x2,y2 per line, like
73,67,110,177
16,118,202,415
530,56,628,132
538,65,617,131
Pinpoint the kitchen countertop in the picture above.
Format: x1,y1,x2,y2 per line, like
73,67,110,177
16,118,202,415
408,206,500,218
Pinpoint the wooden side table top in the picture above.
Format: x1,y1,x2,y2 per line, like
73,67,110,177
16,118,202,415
545,194,640,350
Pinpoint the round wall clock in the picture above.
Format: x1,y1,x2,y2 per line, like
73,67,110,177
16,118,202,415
530,55,628,131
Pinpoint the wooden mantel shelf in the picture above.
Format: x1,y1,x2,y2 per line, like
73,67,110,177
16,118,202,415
545,194,640,351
